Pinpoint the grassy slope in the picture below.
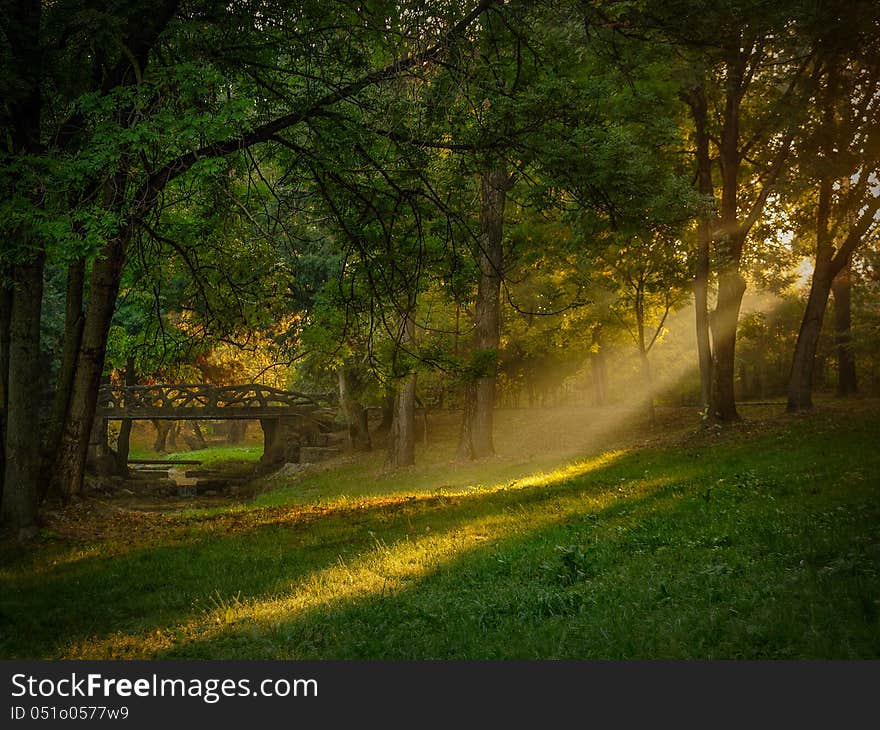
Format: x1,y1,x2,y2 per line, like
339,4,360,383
1,405,878,659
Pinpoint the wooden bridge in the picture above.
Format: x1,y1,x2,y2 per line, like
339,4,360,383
92,384,340,470
97,383,335,420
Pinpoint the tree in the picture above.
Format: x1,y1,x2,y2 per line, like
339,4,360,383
456,161,513,459
600,232,691,424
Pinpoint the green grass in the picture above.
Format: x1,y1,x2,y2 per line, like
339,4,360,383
1,406,878,659
128,445,262,466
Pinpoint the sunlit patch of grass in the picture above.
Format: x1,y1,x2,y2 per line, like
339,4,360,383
512,451,627,489
254,447,628,510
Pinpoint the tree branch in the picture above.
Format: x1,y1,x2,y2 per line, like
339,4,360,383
132,0,499,220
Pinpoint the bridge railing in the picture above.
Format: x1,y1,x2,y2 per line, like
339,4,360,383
97,383,336,418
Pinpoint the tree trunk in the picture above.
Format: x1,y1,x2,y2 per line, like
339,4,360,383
190,421,207,450
115,356,136,474
635,297,656,426
115,428,131,470
694,236,713,414
457,162,508,460
194,421,206,448
338,366,371,451
226,420,247,444
710,52,747,423
168,421,179,450
832,259,858,396
87,378,113,475
51,235,128,498
1,254,45,532
151,420,172,452
686,84,715,415
589,323,608,406
42,259,85,496
2,0,43,528
389,309,417,468
459,379,497,460
640,348,655,426
787,264,834,410
787,166,835,412
0,280,12,506
377,390,394,434
389,373,417,468
0,282,11,407
710,265,747,421
456,383,476,460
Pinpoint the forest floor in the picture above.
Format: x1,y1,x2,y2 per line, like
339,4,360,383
1,399,879,659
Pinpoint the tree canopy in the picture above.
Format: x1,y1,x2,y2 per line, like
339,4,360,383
1,0,878,532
